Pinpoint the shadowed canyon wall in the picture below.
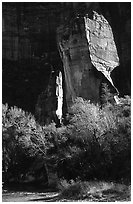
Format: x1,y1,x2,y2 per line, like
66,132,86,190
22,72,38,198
2,2,131,124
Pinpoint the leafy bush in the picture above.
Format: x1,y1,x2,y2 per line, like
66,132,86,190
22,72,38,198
2,92,131,183
26,95,130,181
100,82,116,105
59,96,131,180
2,104,47,182
99,96,131,178
59,179,130,201
2,103,68,184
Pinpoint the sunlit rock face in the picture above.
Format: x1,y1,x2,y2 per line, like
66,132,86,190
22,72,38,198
84,11,119,94
57,17,102,107
84,11,119,73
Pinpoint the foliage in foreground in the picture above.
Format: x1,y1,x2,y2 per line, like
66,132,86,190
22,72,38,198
2,104,46,181
59,179,131,201
60,96,131,180
2,93,131,183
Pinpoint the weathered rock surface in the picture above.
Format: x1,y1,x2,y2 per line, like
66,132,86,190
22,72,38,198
84,11,119,73
84,11,119,93
57,17,102,107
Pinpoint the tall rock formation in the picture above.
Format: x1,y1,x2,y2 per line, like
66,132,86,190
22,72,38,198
57,16,102,107
2,2,131,123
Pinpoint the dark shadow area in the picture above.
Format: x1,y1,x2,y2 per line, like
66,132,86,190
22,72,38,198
3,182,58,193
2,59,51,113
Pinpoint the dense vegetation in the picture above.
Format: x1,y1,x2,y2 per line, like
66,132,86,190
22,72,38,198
2,86,131,189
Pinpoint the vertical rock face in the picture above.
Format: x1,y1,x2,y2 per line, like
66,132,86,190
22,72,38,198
84,11,119,94
85,11,119,72
57,17,102,107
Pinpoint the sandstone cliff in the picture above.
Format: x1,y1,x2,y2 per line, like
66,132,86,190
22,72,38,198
2,2,131,123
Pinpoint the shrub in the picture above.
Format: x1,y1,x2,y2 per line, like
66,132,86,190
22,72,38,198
99,96,131,179
2,92,131,183
2,104,68,183
59,179,130,201
2,104,47,182
100,82,115,105
61,96,131,180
